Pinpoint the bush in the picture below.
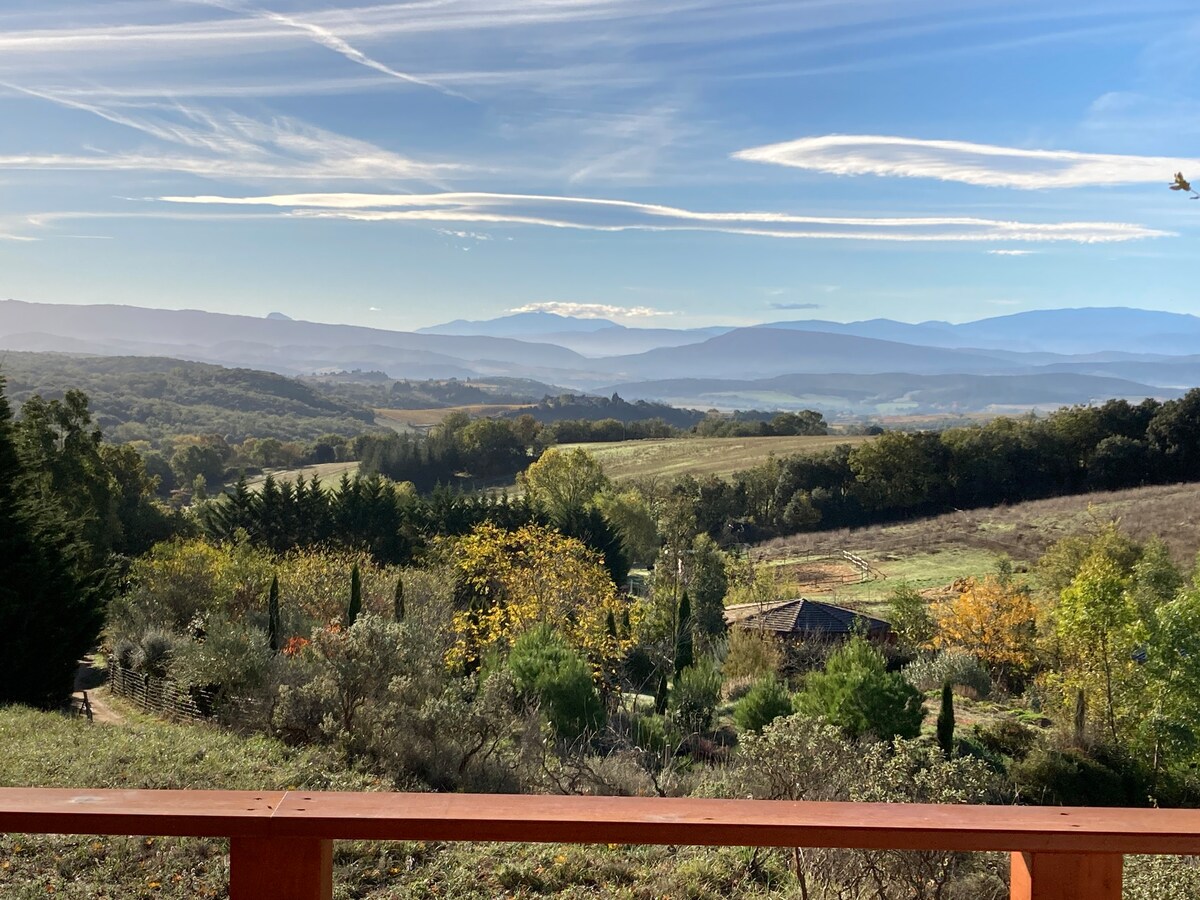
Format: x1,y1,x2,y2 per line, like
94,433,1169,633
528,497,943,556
722,628,782,680
509,625,604,740
1009,747,1149,806
172,617,274,703
670,659,722,736
795,638,924,740
973,719,1037,760
133,629,176,678
903,652,991,698
733,677,793,734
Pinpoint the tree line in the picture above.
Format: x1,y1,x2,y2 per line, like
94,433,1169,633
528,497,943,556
678,394,1197,542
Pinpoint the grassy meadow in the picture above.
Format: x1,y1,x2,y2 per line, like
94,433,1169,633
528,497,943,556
0,701,792,900
749,481,1200,615
375,404,532,431
559,434,873,482
244,460,360,491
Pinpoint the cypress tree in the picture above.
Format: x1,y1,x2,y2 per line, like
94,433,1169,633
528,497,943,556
0,378,105,708
674,591,694,677
654,672,670,715
606,610,618,641
267,575,281,653
937,682,955,758
393,573,405,623
347,563,362,627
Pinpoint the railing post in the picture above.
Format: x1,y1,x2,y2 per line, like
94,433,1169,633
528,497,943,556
1010,851,1122,900
230,836,333,900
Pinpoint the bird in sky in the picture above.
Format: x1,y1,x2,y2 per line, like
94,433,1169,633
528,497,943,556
1170,172,1199,198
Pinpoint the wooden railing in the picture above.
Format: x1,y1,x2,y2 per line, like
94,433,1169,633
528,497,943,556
1,788,1196,899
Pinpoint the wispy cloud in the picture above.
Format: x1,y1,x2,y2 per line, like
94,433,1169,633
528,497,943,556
768,301,822,310
183,0,469,100
987,249,1038,256
0,84,461,183
157,190,1173,243
733,134,1199,189
510,301,673,319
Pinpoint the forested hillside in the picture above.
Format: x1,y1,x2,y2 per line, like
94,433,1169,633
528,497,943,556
0,352,377,447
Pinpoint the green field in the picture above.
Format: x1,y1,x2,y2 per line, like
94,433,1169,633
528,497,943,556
244,460,360,491
750,481,1200,615
558,434,872,482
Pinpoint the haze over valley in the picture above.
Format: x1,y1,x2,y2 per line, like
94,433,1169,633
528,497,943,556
2,298,1193,417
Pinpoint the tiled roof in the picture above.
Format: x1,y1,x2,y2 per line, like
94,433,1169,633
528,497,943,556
734,598,891,636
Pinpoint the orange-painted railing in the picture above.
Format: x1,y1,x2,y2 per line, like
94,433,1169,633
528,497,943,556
2,788,1195,899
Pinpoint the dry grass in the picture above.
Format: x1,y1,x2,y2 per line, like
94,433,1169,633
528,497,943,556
751,482,1200,613
559,434,873,482
759,482,1200,567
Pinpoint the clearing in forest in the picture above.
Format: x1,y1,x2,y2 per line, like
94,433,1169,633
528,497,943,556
560,434,873,482
375,404,532,430
751,481,1200,614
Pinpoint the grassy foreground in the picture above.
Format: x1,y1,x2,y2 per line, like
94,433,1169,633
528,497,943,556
0,705,791,899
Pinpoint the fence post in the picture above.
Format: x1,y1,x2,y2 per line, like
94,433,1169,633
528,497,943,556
1010,851,1122,900
229,836,332,900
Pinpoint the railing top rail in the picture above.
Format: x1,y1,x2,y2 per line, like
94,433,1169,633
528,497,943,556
0,789,285,838
2,789,1200,855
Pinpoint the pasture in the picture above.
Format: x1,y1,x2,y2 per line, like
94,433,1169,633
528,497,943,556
375,404,532,431
559,434,873,482
244,460,359,491
750,481,1200,613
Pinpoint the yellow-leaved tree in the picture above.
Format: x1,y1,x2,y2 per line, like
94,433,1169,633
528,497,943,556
443,522,639,683
934,575,1037,679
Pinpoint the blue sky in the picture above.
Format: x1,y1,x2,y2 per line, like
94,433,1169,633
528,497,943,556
1,0,1199,330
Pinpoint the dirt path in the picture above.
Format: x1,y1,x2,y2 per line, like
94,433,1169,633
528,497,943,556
73,657,126,725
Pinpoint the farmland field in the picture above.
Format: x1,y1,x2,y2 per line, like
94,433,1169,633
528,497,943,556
244,460,359,491
750,481,1200,614
558,434,873,481
375,404,532,431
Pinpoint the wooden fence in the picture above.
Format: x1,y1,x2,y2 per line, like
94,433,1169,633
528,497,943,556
109,666,267,730
1,788,1193,899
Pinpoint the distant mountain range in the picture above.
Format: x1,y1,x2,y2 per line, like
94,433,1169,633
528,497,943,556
2,299,1196,416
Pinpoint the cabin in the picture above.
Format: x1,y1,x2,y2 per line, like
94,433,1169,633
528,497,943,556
727,598,892,643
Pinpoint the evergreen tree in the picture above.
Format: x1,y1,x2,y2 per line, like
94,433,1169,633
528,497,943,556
654,672,670,715
347,563,362,627
937,682,955,758
0,379,106,708
674,591,694,677
267,575,281,653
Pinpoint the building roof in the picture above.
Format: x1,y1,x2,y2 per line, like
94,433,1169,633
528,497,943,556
732,598,891,637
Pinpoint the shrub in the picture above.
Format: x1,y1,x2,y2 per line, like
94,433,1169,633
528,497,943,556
973,719,1038,760
722,628,782,680
670,658,722,736
172,617,273,703
733,677,793,734
903,652,991,698
795,637,924,740
1009,747,1149,806
509,625,604,740
133,630,176,678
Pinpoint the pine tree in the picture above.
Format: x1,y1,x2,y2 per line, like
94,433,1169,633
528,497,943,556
393,573,405,623
347,563,362,627
0,378,105,708
267,575,281,653
937,682,955,758
674,591,694,677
